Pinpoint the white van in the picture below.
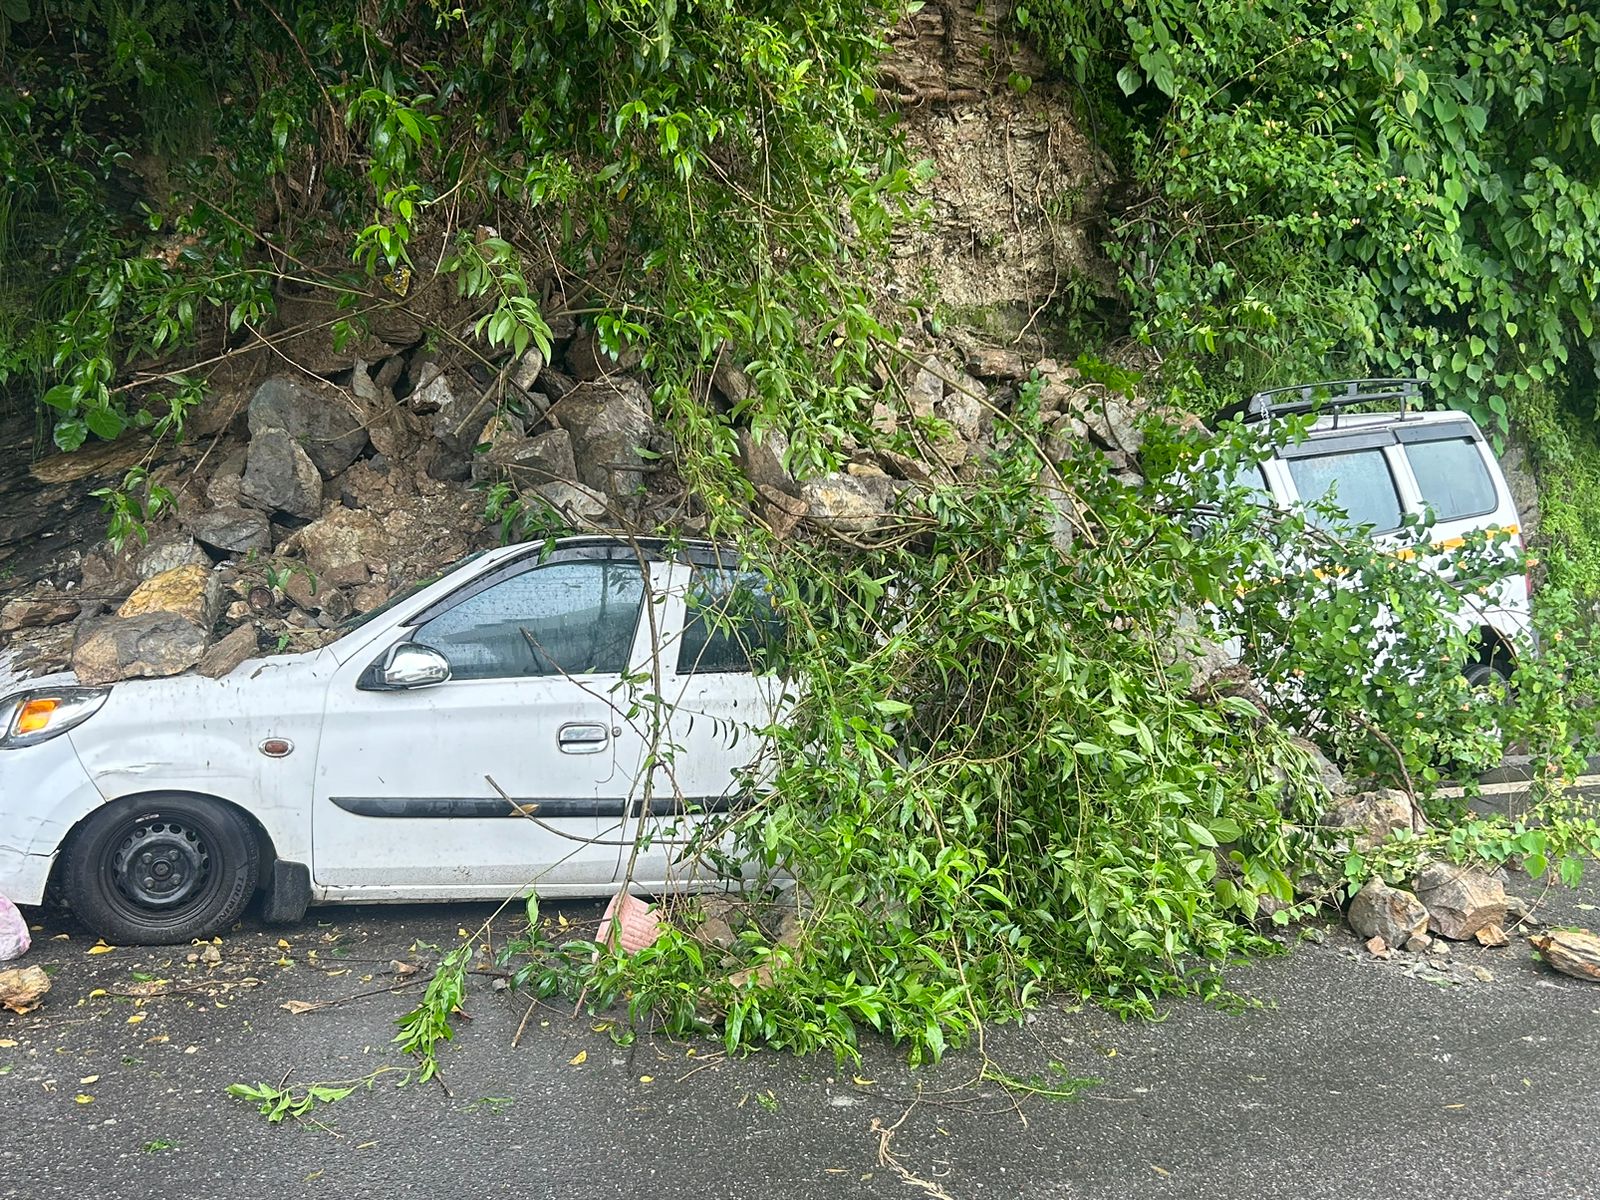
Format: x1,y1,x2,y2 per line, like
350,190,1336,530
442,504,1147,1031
1216,379,1533,685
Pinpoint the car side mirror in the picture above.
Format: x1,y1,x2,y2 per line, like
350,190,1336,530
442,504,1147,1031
360,642,452,691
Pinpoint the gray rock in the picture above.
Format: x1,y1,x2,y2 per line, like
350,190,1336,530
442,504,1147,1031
196,623,260,679
204,447,248,508
411,364,491,456
534,481,609,527
239,428,323,521
545,378,655,498
966,346,1030,380
908,359,946,418
540,369,578,402
1413,863,1508,941
510,348,546,394
713,358,754,406
938,374,986,445
485,428,578,491
1291,737,1350,799
72,612,208,685
1086,395,1143,456
0,589,81,634
564,327,642,381
802,473,898,533
133,534,210,581
248,376,369,477
1347,879,1430,949
185,507,273,556
737,428,796,497
1323,788,1416,853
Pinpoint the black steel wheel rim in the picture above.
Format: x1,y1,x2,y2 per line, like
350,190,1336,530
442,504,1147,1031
106,819,213,912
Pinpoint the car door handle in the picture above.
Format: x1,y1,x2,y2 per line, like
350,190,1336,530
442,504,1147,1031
558,723,611,754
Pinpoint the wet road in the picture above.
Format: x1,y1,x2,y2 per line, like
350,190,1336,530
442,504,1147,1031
5,877,1600,1200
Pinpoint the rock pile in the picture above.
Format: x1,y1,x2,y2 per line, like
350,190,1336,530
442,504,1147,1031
0,313,1132,685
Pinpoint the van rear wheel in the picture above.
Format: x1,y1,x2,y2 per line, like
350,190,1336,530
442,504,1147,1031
61,795,260,945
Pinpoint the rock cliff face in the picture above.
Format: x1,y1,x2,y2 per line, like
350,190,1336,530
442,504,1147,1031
882,0,1115,326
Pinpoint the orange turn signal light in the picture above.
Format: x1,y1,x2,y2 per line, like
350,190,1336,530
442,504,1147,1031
15,698,61,735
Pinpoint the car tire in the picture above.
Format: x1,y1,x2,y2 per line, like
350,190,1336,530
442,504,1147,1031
1464,660,1512,694
60,795,261,945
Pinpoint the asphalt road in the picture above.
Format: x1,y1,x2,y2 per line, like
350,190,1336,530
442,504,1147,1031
4,880,1600,1200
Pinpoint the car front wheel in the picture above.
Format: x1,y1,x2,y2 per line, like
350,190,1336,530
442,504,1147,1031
61,795,261,945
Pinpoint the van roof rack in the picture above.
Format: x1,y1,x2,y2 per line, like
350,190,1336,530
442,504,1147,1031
1216,378,1427,426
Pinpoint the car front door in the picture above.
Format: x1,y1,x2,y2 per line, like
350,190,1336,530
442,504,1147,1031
311,544,660,899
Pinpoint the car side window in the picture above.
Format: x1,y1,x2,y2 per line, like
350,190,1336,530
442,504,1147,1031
1286,449,1403,532
676,568,782,675
1404,438,1497,522
413,558,644,680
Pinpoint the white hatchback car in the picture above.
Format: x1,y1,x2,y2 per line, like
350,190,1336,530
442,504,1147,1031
1216,379,1533,682
0,538,781,944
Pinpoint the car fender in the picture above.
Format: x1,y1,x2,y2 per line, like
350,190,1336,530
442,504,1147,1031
68,653,333,868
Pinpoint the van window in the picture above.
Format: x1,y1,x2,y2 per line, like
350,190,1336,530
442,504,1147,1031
1405,438,1497,522
1286,449,1403,532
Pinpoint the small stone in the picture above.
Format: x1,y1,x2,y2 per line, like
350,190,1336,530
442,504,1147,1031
1468,965,1494,983
1530,929,1600,982
133,534,210,581
1405,933,1433,953
1364,935,1392,959
695,917,736,950
1475,923,1509,948
965,346,1029,380
511,347,546,394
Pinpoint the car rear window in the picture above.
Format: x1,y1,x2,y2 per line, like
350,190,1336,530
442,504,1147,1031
676,568,783,675
1405,437,1497,522
1286,448,1403,532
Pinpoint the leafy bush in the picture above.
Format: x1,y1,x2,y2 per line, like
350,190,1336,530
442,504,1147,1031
1017,0,1600,589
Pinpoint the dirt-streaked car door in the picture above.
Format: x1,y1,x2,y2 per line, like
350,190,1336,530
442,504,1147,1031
311,544,665,898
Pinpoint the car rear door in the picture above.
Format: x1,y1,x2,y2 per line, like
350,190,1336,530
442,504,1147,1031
311,544,661,898
613,554,783,890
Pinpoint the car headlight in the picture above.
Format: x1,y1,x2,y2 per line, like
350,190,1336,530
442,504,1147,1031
0,687,111,750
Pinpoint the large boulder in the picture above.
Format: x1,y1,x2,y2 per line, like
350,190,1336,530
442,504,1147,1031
1412,863,1508,942
185,506,272,556
72,613,208,685
1322,789,1418,853
545,378,655,498
248,377,369,477
239,428,323,521
116,564,222,629
1347,878,1430,949
533,481,609,528
737,428,796,497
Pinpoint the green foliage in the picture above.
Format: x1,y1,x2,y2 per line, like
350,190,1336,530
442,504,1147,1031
1,0,912,478
393,945,470,1082
466,388,1596,1063
1020,0,1600,451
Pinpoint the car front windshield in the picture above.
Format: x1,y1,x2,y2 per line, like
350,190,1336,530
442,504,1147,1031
332,548,493,636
